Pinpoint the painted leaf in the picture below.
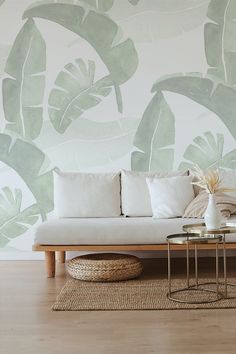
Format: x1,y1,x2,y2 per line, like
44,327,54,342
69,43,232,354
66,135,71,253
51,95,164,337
0,187,39,248
131,92,175,172
2,19,46,141
128,0,140,5
0,0,5,6
23,3,138,113
36,117,140,169
80,0,114,12
0,134,53,219
152,73,236,140
205,0,236,85
179,131,236,170
0,44,10,78
49,59,112,133
110,0,209,42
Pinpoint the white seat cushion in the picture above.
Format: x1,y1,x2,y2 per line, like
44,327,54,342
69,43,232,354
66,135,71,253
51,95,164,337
34,216,236,245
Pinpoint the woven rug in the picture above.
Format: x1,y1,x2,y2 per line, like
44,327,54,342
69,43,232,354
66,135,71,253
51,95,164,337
52,275,236,311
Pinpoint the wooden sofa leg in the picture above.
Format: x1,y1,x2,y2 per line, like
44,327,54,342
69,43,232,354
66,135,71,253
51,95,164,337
57,251,66,263
45,251,55,278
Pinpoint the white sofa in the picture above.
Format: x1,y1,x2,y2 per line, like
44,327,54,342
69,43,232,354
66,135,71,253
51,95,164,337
34,170,236,277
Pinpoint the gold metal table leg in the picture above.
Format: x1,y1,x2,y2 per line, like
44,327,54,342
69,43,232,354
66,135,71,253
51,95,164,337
168,242,171,296
195,244,198,289
186,241,189,289
216,242,219,299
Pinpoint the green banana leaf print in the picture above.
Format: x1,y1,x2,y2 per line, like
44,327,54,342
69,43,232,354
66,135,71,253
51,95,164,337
29,0,114,12
0,134,53,220
36,117,140,169
128,0,140,5
0,187,40,248
3,19,46,141
49,59,112,133
152,73,236,140
23,3,138,113
80,0,114,12
132,92,175,172
0,44,10,78
205,0,236,85
179,131,236,170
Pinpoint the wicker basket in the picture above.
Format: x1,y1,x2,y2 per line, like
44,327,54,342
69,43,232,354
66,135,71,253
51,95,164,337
67,253,143,282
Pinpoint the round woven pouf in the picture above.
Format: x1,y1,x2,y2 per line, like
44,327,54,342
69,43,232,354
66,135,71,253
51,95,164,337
67,253,143,282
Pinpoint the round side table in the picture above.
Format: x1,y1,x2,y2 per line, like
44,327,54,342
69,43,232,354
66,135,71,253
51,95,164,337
183,222,236,298
167,233,224,304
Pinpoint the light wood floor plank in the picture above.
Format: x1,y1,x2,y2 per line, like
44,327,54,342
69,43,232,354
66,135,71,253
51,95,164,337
1,259,236,354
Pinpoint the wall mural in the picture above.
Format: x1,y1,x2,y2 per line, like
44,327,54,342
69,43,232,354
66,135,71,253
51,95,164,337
0,0,235,256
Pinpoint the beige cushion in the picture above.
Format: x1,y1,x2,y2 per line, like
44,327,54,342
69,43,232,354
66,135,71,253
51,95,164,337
34,216,236,245
183,191,236,218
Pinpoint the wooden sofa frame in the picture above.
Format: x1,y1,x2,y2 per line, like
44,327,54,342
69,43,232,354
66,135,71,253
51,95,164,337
33,243,236,277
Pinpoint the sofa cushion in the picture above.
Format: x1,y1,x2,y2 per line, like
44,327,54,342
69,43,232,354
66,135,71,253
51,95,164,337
35,216,236,245
121,169,188,216
54,170,121,218
147,175,194,218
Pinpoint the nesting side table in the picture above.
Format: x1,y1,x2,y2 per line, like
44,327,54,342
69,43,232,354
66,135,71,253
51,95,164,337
183,222,236,298
167,233,225,304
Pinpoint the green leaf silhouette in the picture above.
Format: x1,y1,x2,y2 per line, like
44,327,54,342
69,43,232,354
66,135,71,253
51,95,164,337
131,92,175,172
179,131,236,170
0,187,39,248
23,3,138,113
29,0,114,12
49,59,112,133
3,19,46,141
128,0,140,5
205,0,236,85
36,117,139,169
80,0,114,12
0,134,53,220
0,44,10,78
152,73,236,139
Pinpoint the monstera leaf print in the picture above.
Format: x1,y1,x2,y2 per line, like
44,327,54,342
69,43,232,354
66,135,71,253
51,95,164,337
152,73,236,140
131,92,175,172
49,59,112,133
179,131,236,170
205,0,236,86
0,134,53,220
3,19,46,141
0,187,40,248
23,3,138,113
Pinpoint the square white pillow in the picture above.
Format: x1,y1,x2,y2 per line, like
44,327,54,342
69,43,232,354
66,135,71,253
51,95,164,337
121,169,187,216
146,175,194,218
54,170,121,217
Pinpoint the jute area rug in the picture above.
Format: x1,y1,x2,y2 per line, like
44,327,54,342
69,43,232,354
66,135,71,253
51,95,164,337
52,274,236,311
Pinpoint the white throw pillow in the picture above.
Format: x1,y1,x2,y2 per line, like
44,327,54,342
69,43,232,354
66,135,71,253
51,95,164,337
121,169,188,216
146,175,194,218
54,170,121,217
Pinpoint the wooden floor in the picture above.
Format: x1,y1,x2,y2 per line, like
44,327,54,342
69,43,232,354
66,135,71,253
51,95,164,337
1,258,236,354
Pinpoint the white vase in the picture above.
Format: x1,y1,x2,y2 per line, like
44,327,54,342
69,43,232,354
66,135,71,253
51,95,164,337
204,193,221,230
